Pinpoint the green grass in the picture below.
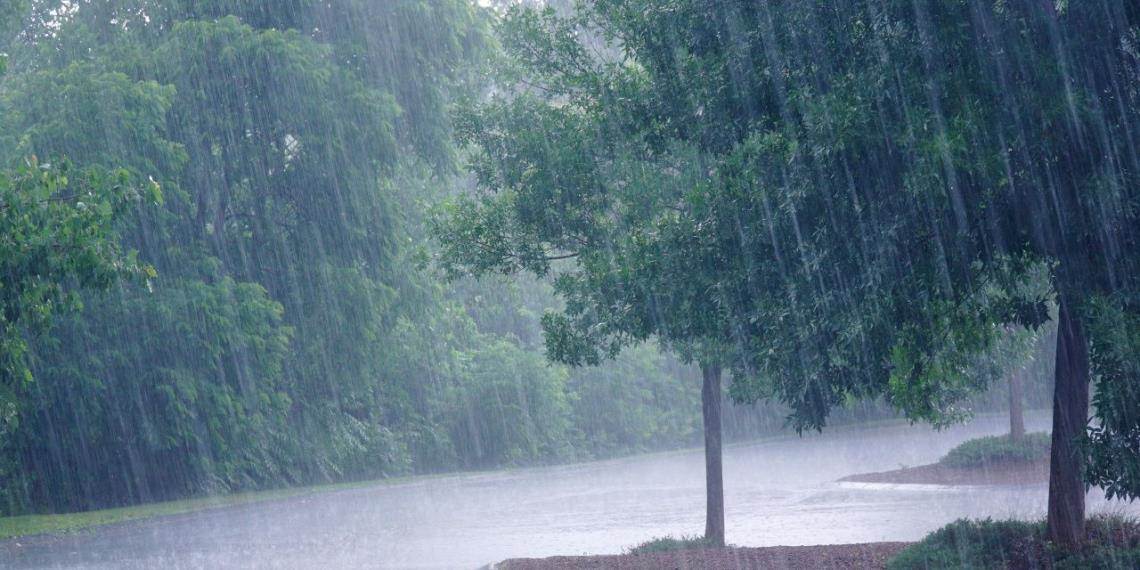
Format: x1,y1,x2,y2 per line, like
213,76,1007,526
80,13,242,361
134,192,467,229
939,432,1051,469
625,535,722,554
0,475,423,541
888,515,1140,569
0,488,307,540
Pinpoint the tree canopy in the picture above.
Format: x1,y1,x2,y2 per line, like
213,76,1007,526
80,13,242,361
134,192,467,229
436,0,1140,548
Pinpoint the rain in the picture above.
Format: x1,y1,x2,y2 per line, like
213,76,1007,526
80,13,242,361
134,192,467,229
0,1,1139,569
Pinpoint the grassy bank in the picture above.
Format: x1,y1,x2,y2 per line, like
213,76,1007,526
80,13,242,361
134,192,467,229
940,432,1051,469
0,488,309,540
625,535,723,554
0,475,421,541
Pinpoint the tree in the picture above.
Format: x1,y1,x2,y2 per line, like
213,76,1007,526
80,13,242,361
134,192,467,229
439,0,1140,550
434,4,753,545
1,2,151,393
0,160,156,511
7,276,293,512
710,2,1139,548
0,0,26,72
0,160,154,394
579,0,1140,549
999,323,1056,442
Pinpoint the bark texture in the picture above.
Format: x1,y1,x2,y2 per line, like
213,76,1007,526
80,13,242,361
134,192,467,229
1009,366,1026,441
1046,300,1090,549
701,363,725,547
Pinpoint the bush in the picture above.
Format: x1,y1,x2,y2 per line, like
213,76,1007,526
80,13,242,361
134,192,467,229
888,516,1140,570
940,433,1051,469
626,535,720,554
887,519,1045,569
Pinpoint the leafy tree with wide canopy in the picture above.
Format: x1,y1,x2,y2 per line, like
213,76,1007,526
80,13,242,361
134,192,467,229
437,0,1140,549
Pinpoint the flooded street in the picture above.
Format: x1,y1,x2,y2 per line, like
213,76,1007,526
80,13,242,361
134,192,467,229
4,411,1134,569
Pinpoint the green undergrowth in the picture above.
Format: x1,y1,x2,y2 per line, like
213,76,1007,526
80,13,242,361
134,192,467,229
940,433,1051,469
626,535,723,554
888,515,1140,569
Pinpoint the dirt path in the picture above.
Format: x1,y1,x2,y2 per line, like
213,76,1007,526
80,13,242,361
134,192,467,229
497,542,911,569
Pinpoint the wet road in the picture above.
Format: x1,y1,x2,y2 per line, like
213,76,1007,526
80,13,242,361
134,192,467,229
3,411,1136,569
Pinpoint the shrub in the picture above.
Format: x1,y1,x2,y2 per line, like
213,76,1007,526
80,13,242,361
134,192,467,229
626,535,719,554
940,433,1051,469
888,519,1045,569
888,516,1140,570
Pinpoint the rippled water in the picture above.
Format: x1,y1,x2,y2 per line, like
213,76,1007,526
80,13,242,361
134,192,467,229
4,411,1136,569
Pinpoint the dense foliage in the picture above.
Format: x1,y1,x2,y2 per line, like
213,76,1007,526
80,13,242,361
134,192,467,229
1084,295,1140,501
0,161,154,390
0,160,155,513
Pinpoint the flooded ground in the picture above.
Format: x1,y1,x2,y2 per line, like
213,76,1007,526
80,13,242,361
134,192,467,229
3,411,1135,569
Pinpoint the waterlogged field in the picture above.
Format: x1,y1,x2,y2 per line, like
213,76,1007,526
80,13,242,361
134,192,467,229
4,411,1136,569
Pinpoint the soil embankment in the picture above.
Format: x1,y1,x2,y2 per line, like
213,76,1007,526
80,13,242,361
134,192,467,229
496,542,911,569
839,458,1048,486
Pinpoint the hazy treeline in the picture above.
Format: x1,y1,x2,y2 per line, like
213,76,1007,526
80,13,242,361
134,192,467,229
0,0,702,515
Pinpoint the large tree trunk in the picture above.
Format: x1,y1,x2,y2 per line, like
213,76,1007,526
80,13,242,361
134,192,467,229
701,363,725,547
1046,300,1090,549
1009,366,1026,441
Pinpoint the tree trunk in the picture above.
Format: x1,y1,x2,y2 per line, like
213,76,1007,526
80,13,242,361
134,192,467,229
1009,366,1026,441
701,363,725,547
1046,300,1090,549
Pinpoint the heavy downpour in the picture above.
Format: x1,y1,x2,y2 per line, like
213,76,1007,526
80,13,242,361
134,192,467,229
0,1,1139,569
